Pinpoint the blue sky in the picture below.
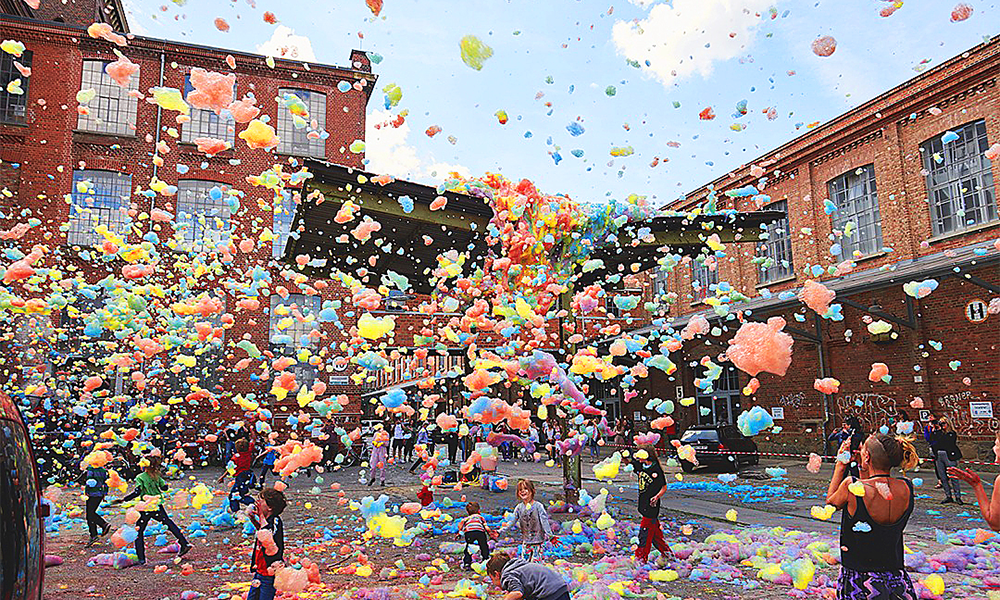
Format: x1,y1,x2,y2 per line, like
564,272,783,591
122,0,999,206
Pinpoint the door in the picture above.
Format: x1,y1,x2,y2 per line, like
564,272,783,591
696,365,741,425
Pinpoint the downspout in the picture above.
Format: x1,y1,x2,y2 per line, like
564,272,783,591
815,313,831,450
149,47,165,212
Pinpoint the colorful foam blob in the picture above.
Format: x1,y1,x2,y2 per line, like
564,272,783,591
726,317,794,377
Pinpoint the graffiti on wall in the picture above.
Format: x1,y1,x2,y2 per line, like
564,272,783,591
776,392,805,409
837,393,898,431
937,391,999,436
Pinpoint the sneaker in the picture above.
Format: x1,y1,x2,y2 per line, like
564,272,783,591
942,498,954,504
367,479,374,486
178,544,192,558
126,560,146,568
100,524,110,537
380,480,386,487
956,499,965,505
86,535,99,548
654,555,670,568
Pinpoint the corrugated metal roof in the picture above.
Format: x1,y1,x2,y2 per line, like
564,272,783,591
614,238,1000,339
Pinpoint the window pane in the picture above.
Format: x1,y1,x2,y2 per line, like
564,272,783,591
77,60,139,136
269,294,322,354
175,180,232,252
276,89,327,158
758,200,793,283
272,191,297,259
828,164,882,258
0,50,31,124
180,74,236,145
691,259,718,301
68,170,132,246
922,120,997,235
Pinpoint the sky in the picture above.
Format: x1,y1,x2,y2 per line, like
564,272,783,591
122,0,999,206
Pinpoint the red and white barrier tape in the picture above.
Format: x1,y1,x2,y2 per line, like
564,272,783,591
598,444,1000,467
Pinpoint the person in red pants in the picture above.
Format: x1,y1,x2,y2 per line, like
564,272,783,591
631,443,671,563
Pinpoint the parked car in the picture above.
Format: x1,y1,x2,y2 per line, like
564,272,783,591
0,391,47,599
677,424,759,473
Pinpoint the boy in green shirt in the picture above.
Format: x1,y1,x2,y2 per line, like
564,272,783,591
115,455,191,565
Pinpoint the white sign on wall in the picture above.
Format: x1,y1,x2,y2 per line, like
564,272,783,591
675,386,684,399
771,407,785,420
970,402,994,419
966,300,988,323
330,376,349,385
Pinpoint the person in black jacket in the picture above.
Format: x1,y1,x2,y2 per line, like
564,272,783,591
931,417,963,504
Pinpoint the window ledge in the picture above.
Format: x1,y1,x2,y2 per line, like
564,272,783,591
850,251,887,264
925,220,1000,245
72,129,138,141
756,275,796,290
0,121,29,128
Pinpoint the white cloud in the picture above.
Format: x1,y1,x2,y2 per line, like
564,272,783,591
612,0,773,84
365,109,471,183
256,25,316,62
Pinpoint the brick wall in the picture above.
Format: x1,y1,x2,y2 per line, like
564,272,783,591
635,37,1000,449
0,16,378,423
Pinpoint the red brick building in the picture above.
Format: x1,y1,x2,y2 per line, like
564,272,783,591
0,0,382,422
617,36,1000,457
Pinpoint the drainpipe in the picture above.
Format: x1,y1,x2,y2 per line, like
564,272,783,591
815,314,831,450
149,47,165,213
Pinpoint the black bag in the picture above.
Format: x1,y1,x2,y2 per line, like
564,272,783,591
443,470,458,484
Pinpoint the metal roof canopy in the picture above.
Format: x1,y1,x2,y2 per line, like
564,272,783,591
606,238,1000,344
286,161,784,295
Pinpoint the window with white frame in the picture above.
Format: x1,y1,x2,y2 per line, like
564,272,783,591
175,180,231,250
0,50,31,124
77,59,139,136
269,294,322,353
921,120,996,236
690,259,718,302
68,170,131,246
828,164,883,258
758,200,794,284
180,74,236,145
276,88,327,158
272,191,297,259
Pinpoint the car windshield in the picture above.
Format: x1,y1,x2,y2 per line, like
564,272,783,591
681,429,719,442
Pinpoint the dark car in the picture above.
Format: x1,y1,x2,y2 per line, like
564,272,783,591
0,391,47,599
677,424,759,472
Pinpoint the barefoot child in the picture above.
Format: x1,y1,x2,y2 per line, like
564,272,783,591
497,479,553,561
631,444,670,563
949,429,1000,531
218,438,255,514
246,487,287,600
487,551,569,600
459,501,496,569
116,455,190,565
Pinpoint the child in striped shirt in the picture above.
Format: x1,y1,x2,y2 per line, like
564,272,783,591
459,501,496,569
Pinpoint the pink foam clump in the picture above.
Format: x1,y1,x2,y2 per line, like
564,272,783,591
726,317,794,377
814,377,840,395
193,137,230,157
105,55,140,88
256,529,278,555
950,3,973,21
680,314,710,340
798,280,835,315
227,95,261,123
275,565,309,592
868,363,889,382
806,453,823,474
351,217,382,242
87,23,127,46
186,68,236,114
